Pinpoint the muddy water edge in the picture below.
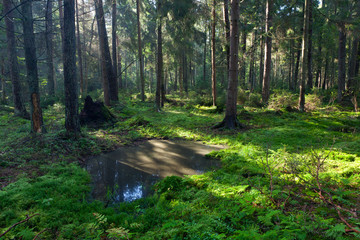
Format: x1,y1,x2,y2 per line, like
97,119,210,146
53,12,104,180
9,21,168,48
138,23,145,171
85,140,224,203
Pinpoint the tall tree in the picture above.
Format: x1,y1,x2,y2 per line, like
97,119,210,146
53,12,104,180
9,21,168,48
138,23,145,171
261,0,273,104
112,0,117,89
46,0,55,95
137,0,145,101
63,0,80,133
94,0,118,105
3,0,28,118
337,23,346,102
306,0,313,90
216,0,241,129
299,0,310,112
156,0,163,110
75,0,84,95
223,0,230,71
211,0,216,106
21,0,45,133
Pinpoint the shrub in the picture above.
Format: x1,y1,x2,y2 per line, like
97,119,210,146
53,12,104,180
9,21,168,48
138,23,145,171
237,89,248,105
267,90,297,111
305,93,322,111
248,93,263,108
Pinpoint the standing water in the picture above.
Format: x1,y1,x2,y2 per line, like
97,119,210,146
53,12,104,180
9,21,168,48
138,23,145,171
86,140,223,203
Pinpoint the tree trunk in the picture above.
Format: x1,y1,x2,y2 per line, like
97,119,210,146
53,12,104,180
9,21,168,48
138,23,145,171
299,0,310,112
75,0,84,95
261,0,273,104
212,0,217,106
240,25,247,87
203,31,207,87
348,37,359,91
112,0,117,89
218,0,241,129
21,0,45,133
75,0,84,96
306,0,313,90
183,53,188,94
259,30,264,89
1,62,6,103
294,41,301,90
46,0,55,96
337,24,346,102
156,1,163,110
82,0,88,96
249,31,256,91
117,36,122,89
64,0,80,133
94,0,117,105
223,0,230,72
136,0,145,101
3,0,28,118
58,0,65,53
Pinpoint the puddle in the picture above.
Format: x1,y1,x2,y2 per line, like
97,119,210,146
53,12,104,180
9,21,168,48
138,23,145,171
86,140,223,203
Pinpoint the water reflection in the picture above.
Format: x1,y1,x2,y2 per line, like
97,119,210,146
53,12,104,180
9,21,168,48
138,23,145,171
86,140,223,203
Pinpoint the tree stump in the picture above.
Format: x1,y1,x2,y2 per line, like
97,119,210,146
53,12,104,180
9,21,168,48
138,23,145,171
80,96,115,126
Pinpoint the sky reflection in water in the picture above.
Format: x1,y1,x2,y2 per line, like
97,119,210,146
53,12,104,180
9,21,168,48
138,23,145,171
86,140,223,203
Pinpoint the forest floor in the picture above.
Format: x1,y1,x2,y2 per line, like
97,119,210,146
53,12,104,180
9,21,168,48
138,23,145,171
1,91,360,239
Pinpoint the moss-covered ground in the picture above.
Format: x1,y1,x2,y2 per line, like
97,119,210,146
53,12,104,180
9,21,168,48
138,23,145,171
0,92,360,239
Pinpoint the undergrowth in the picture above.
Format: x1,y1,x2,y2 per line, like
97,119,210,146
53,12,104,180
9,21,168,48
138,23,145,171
0,92,359,239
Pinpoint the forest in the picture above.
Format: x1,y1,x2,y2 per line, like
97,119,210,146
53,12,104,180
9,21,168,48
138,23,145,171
0,0,360,239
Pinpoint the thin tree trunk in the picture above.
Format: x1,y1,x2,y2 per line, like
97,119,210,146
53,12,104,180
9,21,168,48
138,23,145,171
261,0,273,104
348,37,359,91
94,0,117,105
21,0,45,133
223,0,230,72
259,30,264,89
249,31,256,91
299,0,310,112
75,0,84,96
337,24,346,102
136,0,145,101
183,53,188,94
3,0,28,117
58,0,65,51
112,0,117,89
294,42,301,89
203,31,207,87
117,36,122,89
306,0,313,90
240,25,247,87
64,0,80,133
82,0,88,96
1,63,6,103
156,1,163,110
46,0,55,96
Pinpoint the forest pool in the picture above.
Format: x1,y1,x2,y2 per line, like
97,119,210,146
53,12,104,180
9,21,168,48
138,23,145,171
85,140,223,203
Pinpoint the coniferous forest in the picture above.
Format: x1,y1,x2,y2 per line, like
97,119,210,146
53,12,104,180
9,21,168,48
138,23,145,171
1,0,360,239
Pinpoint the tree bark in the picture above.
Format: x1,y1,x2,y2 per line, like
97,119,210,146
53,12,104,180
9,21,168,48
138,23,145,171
218,0,241,129
112,0,117,90
3,0,28,118
299,0,310,112
261,0,273,104
306,0,313,90
94,0,117,105
46,0,55,96
223,0,230,72
117,36,122,89
136,0,145,101
240,25,247,87
337,24,346,102
64,0,80,133
21,0,45,133
156,1,163,110
348,37,359,91
75,0,84,96
211,0,216,106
